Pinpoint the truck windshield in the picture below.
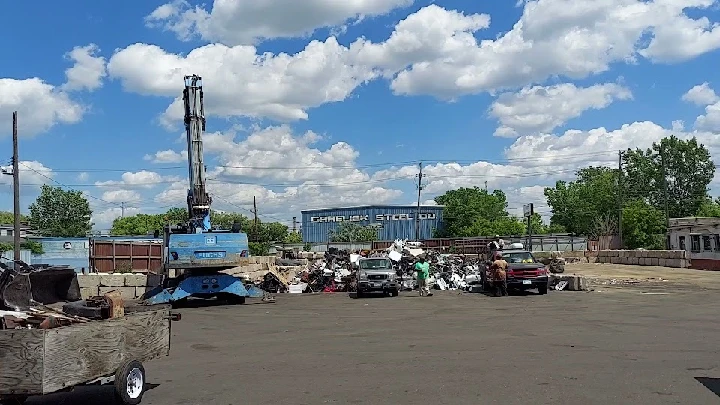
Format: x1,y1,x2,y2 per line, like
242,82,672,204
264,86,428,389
504,252,535,263
359,259,391,269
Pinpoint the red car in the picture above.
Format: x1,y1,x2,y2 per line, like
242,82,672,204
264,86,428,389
482,249,549,295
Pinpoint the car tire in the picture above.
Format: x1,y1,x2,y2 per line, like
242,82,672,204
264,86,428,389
390,288,399,297
538,285,548,295
356,290,364,298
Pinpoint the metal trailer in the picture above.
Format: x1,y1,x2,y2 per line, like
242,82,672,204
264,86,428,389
0,305,180,405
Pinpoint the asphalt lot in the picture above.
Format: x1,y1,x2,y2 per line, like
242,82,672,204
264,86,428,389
29,284,720,405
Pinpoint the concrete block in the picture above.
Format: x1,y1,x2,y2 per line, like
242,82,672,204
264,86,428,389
620,257,629,265
99,274,127,287
658,258,667,267
554,275,589,291
610,257,618,264
641,258,649,266
77,275,101,289
650,257,659,266
99,286,137,299
80,287,98,299
666,258,682,268
630,257,639,265
680,259,689,268
124,274,148,287
135,286,152,297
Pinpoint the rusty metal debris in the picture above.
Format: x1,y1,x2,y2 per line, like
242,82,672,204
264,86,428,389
0,260,81,311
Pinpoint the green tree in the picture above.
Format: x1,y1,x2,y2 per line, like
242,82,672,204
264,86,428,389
329,223,379,242
249,242,270,256
434,187,524,237
0,240,44,255
623,135,715,218
284,232,303,243
29,185,92,237
621,200,666,249
211,211,251,230
0,211,28,225
696,197,720,217
524,213,566,234
111,213,167,235
544,167,619,236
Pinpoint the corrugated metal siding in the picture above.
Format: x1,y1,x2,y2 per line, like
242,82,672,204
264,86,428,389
30,238,90,272
301,205,444,243
89,239,163,272
0,249,32,264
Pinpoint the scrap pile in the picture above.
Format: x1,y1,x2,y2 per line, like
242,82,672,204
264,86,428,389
0,260,121,330
284,248,356,293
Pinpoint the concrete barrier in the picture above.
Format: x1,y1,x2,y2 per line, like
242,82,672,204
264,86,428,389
77,273,151,300
77,256,286,299
550,275,589,291
595,250,688,268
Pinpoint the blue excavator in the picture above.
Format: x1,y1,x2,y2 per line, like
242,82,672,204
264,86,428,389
142,75,268,305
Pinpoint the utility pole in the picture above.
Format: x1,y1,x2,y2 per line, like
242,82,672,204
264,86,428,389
617,150,623,249
415,162,423,242
292,216,297,233
252,196,258,242
12,112,21,261
484,181,488,192
120,201,125,218
660,145,670,248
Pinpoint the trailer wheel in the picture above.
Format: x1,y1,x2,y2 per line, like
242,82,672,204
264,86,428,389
114,360,146,405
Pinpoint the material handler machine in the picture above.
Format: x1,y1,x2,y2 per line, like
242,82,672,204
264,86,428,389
142,75,267,305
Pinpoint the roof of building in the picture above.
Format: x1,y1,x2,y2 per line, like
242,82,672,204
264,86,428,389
668,216,720,228
0,224,31,229
301,204,445,213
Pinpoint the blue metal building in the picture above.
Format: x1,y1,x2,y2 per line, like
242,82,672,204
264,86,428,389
301,205,445,243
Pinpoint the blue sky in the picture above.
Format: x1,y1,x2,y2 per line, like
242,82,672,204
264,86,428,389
1,0,720,230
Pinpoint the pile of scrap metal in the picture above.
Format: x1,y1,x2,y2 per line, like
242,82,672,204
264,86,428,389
62,290,126,320
1,307,87,330
284,259,355,293
0,260,128,330
0,260,81,312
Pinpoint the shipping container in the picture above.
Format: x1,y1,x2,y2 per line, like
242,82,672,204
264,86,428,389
89,238,163,273
301,205,445,243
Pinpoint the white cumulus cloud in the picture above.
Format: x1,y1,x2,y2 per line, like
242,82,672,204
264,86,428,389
61,43,107,91
490,83,632,137
145,0,413,45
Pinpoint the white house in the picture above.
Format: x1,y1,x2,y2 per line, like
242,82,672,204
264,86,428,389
0,224,31,238
667,217,720,270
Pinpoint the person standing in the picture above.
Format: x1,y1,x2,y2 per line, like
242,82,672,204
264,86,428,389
415,255,433,297
491,252,508,297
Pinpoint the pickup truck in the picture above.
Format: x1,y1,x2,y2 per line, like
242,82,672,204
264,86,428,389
482,249,549,295
355,257,399,298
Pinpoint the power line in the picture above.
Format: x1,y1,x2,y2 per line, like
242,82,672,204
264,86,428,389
40,150,621,173
18,162,120,207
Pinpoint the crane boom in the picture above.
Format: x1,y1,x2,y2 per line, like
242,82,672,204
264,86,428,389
140,74,266,306
183,75,212,232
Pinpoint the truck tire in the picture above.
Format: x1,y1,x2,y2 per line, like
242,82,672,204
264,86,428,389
355,290,365,298
387,288,399,297
538,285,548,295
114,360,146,405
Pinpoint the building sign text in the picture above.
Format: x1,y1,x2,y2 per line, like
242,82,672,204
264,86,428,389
310,213,437,223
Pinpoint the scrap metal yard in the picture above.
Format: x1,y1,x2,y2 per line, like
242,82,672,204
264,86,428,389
22,263,720,405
